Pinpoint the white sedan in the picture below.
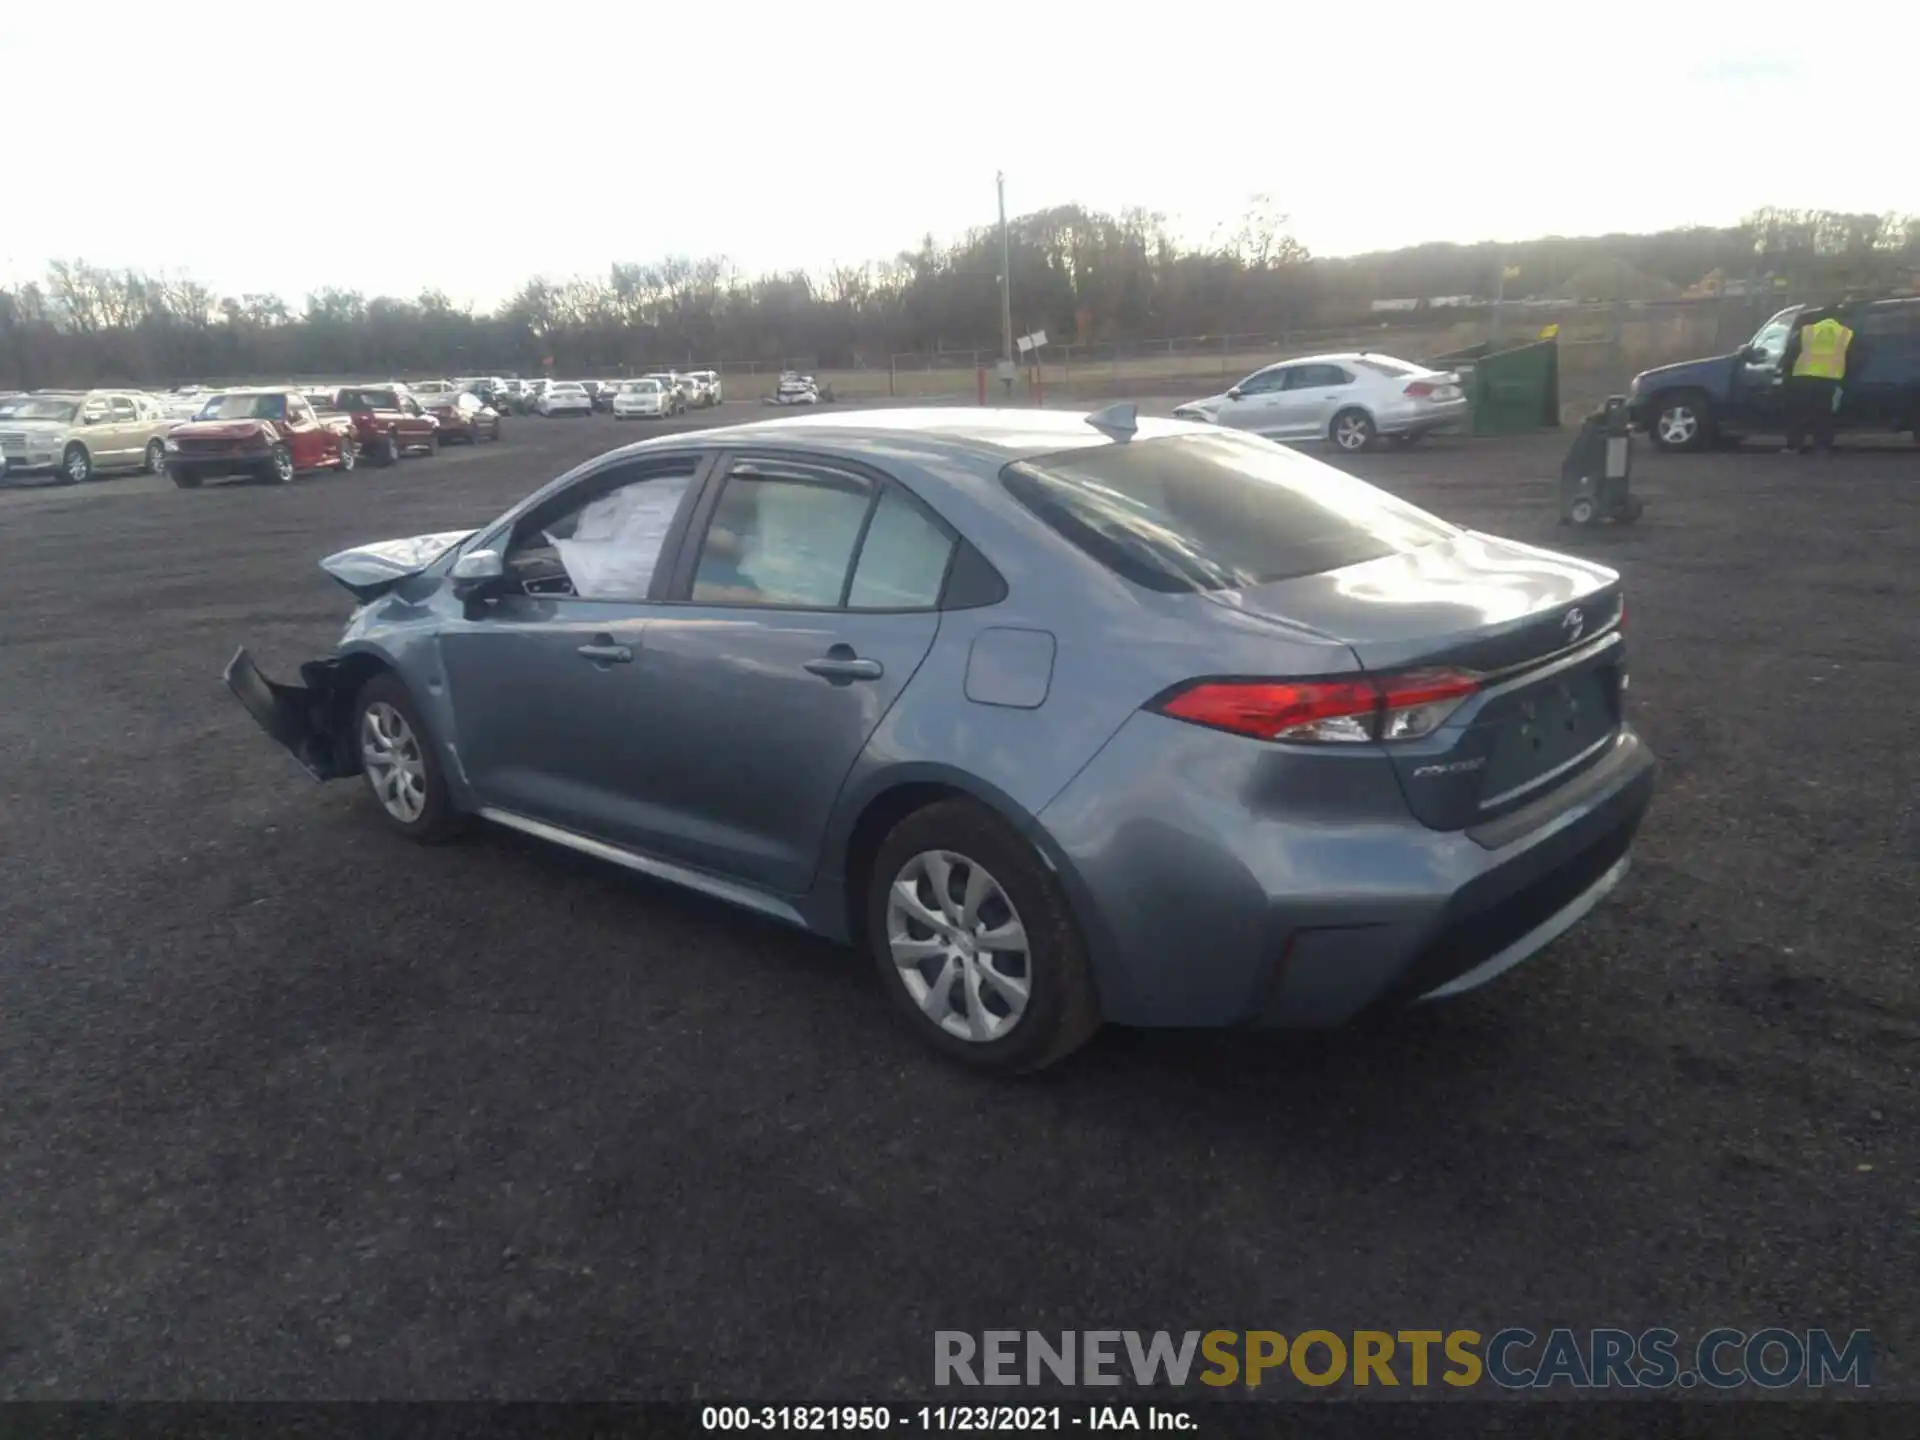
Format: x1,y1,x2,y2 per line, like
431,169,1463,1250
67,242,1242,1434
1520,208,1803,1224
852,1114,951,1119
537,382,594,418
1173,351,1468,452
611,379,670,419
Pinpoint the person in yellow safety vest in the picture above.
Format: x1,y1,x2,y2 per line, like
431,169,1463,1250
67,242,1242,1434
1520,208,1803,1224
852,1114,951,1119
1777,306,1858,453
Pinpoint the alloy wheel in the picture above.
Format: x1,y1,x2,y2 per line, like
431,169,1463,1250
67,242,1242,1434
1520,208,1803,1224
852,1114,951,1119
65,447,90,482
361,701,427,823
1334,413,1372,451
886,849,1031,1043
1656,406,1698,447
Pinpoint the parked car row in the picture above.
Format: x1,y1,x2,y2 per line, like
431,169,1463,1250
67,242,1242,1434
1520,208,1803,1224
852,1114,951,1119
463,371,725,417
0,379,520,488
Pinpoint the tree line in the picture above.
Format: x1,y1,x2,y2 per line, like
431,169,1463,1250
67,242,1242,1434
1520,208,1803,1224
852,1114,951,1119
2,204,1913,389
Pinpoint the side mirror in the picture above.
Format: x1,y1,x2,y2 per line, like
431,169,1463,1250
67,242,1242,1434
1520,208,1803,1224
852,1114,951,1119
1742,345,1770,365
1226,387,1243,401
450,548,504,597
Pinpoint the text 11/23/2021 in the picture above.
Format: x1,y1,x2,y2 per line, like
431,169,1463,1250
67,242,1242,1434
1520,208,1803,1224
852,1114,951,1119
702,1405,1192,1431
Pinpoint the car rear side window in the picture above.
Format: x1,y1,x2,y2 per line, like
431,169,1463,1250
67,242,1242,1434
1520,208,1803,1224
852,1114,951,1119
1287,364,1353,388
1002,431,1458,594
691,468,873,608
847,487,955,610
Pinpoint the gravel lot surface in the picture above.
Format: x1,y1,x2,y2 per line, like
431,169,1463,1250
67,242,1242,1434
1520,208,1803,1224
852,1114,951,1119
1,406,1914,1399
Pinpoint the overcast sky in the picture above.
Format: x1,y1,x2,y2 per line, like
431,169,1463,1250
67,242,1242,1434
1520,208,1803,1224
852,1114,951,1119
0,2,1903,309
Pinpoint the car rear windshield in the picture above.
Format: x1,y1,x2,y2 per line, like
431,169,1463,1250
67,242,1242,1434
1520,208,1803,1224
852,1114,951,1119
1002,431,1459,593
1353,356,1423,377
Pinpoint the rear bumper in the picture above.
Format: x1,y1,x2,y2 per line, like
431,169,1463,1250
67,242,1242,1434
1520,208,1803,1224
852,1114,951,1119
1376,396,1471,436
1038,712,1658,1029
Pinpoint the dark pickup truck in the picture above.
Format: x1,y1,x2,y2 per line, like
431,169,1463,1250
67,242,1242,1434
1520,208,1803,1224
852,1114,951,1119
1628,297,1920,452
316,386,442,465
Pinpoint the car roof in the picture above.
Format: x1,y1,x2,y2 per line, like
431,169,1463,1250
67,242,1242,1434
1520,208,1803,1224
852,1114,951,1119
641,406,1203,463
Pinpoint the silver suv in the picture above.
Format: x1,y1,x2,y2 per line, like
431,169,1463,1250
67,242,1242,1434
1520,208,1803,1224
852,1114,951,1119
0,389,175,483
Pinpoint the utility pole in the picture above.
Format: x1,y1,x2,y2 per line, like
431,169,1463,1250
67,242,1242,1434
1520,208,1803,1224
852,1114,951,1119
997,171,1014,369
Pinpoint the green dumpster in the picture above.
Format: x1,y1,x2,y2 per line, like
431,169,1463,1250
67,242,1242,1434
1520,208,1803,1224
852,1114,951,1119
1429,337,1561,435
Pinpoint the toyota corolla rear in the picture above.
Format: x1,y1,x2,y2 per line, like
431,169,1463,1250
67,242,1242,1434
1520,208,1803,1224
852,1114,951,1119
1014,426,1656,1029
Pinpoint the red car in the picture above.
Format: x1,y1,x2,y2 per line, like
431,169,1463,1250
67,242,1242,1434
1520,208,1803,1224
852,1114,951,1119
165,390,357,488
318,386,442,466
423,390,505,444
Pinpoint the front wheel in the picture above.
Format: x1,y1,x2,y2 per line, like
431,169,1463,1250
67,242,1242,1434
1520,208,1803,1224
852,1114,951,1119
1331,408,1377,453
143,439,166,473
1649,391,1713,452
866,799,1100,1073
352,673,465,843
59,443,92,485
262,442,295,484
374,432,401,467
336,436,358,472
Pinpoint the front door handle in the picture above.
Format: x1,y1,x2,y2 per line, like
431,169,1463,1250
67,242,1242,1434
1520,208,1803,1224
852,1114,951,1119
804,654,884,683
577,640,633,664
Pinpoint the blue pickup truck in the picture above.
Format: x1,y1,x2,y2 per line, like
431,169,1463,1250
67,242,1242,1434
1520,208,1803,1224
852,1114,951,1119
1627,297,1920,451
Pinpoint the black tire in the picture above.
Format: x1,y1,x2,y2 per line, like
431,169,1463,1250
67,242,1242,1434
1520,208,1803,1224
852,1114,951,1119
1568,497,1598,526
167,464,201,489
262,442,295,484
58,443,91,485
1648,390,1713,453
374,431,401,467
143,438,166,473
1330,408,1377,453
350,672,466,844
336,436,358,472
865,798,1100,1074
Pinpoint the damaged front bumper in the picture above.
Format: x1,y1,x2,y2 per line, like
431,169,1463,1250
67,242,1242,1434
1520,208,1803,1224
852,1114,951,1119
224,647,352,780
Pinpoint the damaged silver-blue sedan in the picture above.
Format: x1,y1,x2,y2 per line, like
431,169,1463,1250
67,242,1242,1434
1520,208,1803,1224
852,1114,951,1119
229,407,1656,1071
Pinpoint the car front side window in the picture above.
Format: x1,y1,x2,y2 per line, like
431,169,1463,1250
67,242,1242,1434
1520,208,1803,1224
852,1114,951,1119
1238,368,1286,396
503,464,700,601
690,468,873,609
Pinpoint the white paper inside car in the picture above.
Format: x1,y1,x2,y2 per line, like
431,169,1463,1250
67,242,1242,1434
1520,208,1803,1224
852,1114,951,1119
550,476,690,599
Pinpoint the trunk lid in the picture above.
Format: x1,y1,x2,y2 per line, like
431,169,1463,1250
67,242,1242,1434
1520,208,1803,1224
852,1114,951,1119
319,530,477,602
1214,531,1627,830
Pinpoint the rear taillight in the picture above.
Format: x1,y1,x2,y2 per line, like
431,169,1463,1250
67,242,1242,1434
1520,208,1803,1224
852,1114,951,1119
1405,379,1461,400
1155,669,1482,744
1403,380,1437,398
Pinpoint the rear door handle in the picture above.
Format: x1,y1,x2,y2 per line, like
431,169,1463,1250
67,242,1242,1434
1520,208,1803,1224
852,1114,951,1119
577,640,633,664
804,655,884,683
